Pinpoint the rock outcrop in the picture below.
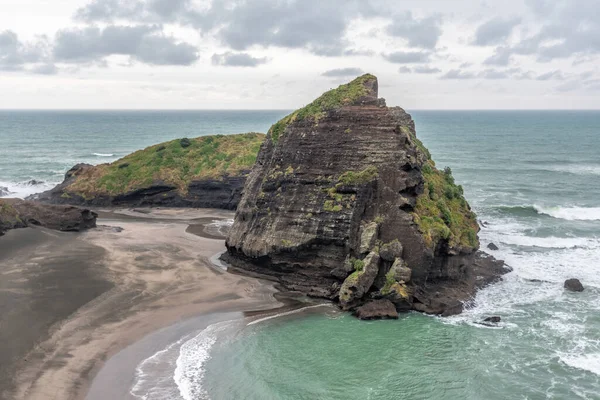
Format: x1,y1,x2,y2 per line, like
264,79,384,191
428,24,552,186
222,74,508,318
564,278,584,292
0,198,97,236
32,133,265,210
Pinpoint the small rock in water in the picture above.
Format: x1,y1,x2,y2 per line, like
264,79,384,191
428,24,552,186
355,299,399,320
483,316,501,323
0,186,10,197
564,278,584,292
132,208,151,214
487,243,499,251
27,179,44,186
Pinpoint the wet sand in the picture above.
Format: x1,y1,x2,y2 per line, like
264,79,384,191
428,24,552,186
0,208,280,400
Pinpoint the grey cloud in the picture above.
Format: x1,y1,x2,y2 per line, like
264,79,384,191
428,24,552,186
322,68,364,77
473,16,521,46
440,70,477,79
536,70,565,81
500,0,600,62
413,65,441,74
53,25,199,66
484,47,512,66
0,30,48,70
31,64,59,75
398,66,412,73
480,69,509,79
555,80,581,92
386,11,443,49
73,0,421,57
211,52,267,67
384,51,431,64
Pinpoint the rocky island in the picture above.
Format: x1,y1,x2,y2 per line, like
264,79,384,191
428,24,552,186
33,132,265,210
222,74,507,318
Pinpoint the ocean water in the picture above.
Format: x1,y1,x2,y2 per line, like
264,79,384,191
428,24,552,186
1,110,600,399
0,110,287,198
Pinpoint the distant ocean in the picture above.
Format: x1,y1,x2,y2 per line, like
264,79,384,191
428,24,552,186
1,110,599,399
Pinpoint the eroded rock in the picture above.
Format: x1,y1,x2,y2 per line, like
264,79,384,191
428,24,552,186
339,252,380,309
0,198,97,236
379,239,403,262
355,299,399,320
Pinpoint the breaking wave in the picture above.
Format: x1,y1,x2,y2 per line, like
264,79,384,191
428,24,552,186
496,205,600,221
93,152,115,157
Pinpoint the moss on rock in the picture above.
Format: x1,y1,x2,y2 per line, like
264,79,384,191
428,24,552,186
67,132,265,197
412,162,479,251
268,74,377,143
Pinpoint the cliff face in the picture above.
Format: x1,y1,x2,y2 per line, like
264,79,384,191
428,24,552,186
33,133,265,210
222,75,507,317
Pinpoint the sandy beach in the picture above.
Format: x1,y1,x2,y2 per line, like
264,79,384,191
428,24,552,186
0,208,281,400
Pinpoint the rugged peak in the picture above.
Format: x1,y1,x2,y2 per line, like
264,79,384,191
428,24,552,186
223,77,507,318
268,74,381,143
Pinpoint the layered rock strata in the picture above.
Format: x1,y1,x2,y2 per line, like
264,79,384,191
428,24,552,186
222,74,507,317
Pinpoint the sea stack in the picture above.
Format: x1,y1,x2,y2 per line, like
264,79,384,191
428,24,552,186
222,74,507,317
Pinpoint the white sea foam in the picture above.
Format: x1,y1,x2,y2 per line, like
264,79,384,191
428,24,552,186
495,235,599,250
93,152,115,157
560,353,600,376
534,205,600,221
540,164,600,176
0,180,57,199
130,337,191,400
204,219,234,237
174,320,237,400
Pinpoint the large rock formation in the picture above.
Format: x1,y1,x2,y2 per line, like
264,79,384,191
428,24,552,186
0,198,97,236
222,74,507,317
32,133,265,210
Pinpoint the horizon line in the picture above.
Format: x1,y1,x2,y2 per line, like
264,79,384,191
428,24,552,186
1,108,600,112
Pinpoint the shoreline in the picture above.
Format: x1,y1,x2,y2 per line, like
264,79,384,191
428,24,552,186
1,208,282,400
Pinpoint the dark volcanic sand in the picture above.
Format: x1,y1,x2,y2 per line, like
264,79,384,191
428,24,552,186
0,228,113,400
0,208,278,400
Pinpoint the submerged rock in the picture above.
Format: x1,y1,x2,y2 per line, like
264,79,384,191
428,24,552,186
564,278,584,292
31,133,265,210
221,74,508,317
355,299,399,320
0,187,10,197
484,316,501,323
0,198,97,236
487,243,499,251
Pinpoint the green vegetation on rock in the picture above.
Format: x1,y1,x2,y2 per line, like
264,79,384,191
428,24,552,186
68,133,265,196
268,74,376,143
337,166,378,186
412,161,479,250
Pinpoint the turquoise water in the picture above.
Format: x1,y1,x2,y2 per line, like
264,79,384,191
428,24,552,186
201,111,600,400
1,110,599,399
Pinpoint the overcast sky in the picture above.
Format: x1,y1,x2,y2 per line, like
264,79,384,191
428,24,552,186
1,0,599,109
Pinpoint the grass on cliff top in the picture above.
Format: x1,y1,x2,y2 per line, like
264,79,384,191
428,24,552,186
412,162,479,250
268,73,376,143
68,133,265,196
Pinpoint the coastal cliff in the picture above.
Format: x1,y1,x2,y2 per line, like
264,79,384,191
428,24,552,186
33,133,265,210
222,74,507,317
0,198,97,236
